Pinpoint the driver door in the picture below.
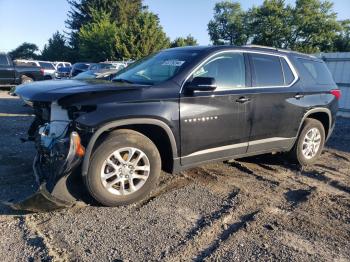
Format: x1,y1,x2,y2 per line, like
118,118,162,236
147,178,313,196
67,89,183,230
180,52,252,165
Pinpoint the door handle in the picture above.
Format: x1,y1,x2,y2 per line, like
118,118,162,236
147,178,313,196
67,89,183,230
294,94,304,99
235,97,251,103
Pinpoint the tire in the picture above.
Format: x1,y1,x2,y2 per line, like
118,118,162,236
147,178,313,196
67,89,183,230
84,129,161,206
289,118,325,166
21,75,33,84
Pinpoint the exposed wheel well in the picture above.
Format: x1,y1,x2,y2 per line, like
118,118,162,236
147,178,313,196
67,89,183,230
21,74,34,80
92,124,174,173
306,112,330,138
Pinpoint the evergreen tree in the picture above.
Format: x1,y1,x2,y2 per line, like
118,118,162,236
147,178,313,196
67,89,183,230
115,11,170,60
78,10,118,62
66,0,143,48
41,31,72,61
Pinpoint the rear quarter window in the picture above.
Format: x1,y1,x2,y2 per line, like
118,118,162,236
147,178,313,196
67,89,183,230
281,58,295,85
298,58,334,85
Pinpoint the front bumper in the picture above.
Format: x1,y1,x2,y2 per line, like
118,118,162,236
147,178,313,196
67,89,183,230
8,132,84,212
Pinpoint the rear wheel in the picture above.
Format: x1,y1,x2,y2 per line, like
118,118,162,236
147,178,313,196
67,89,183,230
84,130,161,206
289,118,325,166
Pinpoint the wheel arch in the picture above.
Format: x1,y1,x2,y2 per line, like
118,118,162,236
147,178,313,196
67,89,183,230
298,108,332,140
81,118,178,176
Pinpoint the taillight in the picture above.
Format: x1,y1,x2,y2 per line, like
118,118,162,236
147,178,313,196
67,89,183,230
40,68,45,76
330,89,342,100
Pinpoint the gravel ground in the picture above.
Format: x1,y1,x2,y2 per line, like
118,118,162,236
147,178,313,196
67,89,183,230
0,91,349,261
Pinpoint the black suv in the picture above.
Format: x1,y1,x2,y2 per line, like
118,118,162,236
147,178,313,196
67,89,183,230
15,45,340,210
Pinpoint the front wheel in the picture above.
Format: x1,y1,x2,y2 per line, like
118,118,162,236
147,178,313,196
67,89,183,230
84,130,161,206
289,118,325,166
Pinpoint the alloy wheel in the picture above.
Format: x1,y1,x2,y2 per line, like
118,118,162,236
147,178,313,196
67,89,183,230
100,147,150,195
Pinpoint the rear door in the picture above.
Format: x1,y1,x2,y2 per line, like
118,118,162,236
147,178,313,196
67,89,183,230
0,54,15,85
180,51,252,165
246,52,304,153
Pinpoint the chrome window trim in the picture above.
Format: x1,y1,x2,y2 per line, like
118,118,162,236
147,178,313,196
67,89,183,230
180,49,299,93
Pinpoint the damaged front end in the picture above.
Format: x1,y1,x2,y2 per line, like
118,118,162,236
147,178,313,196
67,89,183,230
9,102,87,212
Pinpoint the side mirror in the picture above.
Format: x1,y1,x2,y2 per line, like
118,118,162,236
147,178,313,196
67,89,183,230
185,77,217,92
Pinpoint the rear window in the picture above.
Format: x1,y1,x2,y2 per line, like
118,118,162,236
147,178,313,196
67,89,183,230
39,62,55,70
298,59,334,85
250,54,284,87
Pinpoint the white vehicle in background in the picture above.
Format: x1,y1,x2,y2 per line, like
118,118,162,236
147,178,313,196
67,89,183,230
53,62,72,70
102,61,128,71
15,60,56,80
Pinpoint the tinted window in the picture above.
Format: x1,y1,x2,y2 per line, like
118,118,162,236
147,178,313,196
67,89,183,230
281,58,295,85
75,63,90,70
39,62,55,69
298,59,334,85
193,53,245,90
0,55,9,65
250,54,284,86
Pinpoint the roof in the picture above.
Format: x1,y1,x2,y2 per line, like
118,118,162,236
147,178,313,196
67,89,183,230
164,45,316,59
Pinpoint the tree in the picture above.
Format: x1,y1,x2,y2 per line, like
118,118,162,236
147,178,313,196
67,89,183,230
289,0,341,53
9,42,39,59
115,11,170,60
170,35,198,48
333,20,350,52
208,1,249,45
208,0,345,53
66,0,143,48
78,10,118,62
248,0,293,48
41,31,73,61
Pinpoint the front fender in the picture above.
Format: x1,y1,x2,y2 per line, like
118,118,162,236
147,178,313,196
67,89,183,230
80,118,178,177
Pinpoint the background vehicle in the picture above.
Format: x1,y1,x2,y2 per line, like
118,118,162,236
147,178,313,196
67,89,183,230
53,61,72,70
37,61,56,79
55,66,72,79
16,60,56,80
0,53,44,86
70,62,90,77
88,62,126,72
14,45,340,210
73,68,120,81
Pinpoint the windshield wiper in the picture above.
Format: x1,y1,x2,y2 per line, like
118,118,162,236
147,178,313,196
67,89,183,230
112,78,134,84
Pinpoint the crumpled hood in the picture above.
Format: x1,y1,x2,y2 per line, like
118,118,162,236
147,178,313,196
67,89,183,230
15,79,145,104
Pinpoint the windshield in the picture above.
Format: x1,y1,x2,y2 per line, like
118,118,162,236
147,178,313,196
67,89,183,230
113,49,200,85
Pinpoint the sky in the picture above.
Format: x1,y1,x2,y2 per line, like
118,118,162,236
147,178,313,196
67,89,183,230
0,0,349,52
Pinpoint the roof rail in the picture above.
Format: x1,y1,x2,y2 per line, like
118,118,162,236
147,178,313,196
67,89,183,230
243,44,291,53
